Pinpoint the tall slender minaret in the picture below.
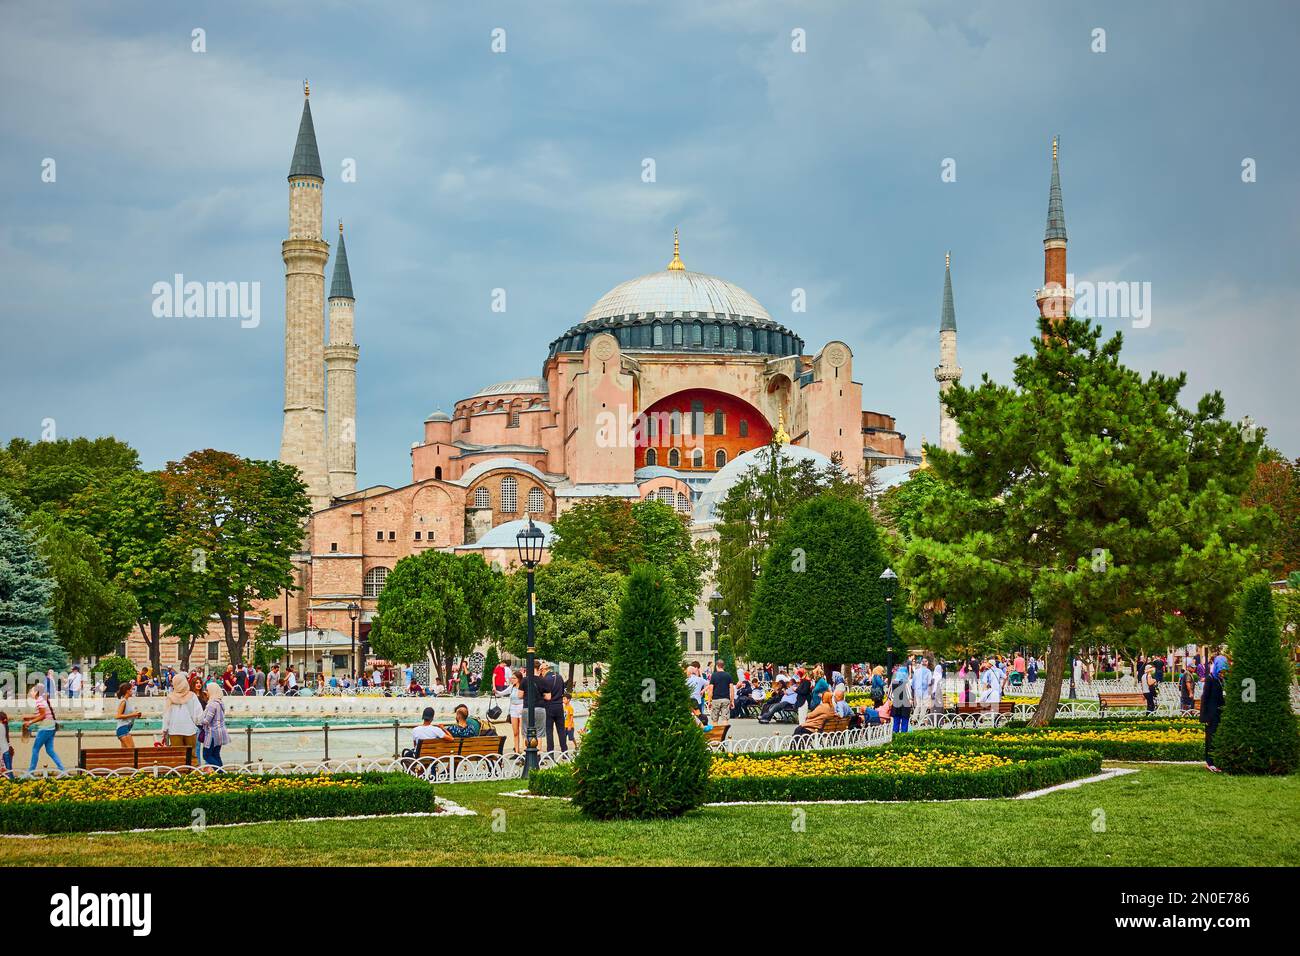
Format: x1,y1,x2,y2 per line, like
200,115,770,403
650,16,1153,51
1035,135,1073,326
326,220,359,498
934,251,962,451
280,81,331,512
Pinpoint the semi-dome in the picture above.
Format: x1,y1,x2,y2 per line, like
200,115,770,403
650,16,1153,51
692,444,836,524
548,233,804,359
469,376,548,399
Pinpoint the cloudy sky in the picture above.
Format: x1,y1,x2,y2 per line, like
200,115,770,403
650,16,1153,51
2,0,1297,487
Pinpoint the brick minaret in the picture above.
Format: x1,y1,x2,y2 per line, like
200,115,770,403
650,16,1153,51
280,82,331,512
1035,136,1073,326
326,220,359,498
934,251,962,451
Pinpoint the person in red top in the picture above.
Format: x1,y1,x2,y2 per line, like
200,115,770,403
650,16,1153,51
492,661,506,694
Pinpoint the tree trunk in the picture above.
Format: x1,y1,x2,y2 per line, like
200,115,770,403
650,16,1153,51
567,660,576,690
1029,614,1072,726
219,609,240,668
139,619,163,677
234,604,249,667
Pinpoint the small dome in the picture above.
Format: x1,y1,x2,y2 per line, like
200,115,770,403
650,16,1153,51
469,377,548,399
456,518,556,551
424,409,451,423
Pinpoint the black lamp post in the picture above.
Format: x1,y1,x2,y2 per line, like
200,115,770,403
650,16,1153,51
709,589,723,658
515,518,545,777
1069,651,1077,700
879,568,898,674
347,602,360,680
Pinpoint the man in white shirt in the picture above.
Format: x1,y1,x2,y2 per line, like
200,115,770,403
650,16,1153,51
286,667,298,694
411,707,448,747
931,659,945,708
980,662,1005,704
684,663,708,712
910,658,933,718
67,666,83,700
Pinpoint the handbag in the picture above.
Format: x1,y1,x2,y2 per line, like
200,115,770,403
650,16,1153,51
485,696,503,721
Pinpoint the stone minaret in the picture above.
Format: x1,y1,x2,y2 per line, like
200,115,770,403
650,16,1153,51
1035,136,1073,327
934,251,962,452
326,220,359,498
280,82,331,512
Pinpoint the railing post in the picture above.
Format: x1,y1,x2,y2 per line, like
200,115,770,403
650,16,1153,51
323,723,329,762
245,725,253,764
393,718,399,758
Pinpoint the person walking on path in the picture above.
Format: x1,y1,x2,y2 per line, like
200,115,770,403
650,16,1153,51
889,664,913,733
161,673,203,764
533,661,568,753
1,711,13,780
23,687,64,774
115,683,142,748
1200,663,1226,771
198,682,231,768
706,660,734,727
1142,664,1159,712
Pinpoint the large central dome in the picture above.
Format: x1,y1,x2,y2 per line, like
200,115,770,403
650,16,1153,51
583,269,772,324
548,233,804,359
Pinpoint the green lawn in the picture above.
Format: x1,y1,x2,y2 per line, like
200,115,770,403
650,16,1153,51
2,764,1296,866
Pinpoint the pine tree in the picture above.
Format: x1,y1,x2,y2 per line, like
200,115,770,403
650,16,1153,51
718,632,738,681
0,494,66,674
573,564,711,820
1213,580,1300,774
480,644,499,697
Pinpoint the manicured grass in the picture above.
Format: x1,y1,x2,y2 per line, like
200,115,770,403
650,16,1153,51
1,764,1295,866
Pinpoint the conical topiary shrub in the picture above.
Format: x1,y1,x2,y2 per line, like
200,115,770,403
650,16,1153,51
719,632,738,682
573,564,710,819
1213,579,1300,775
480,644,499,697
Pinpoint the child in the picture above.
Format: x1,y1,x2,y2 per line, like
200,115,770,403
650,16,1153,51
563,693,576,745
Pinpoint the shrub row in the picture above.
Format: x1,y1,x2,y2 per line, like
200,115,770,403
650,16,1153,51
528,741,1101,803
0,772,437,835
912,726,1203,762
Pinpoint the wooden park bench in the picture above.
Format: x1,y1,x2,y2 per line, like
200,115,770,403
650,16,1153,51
1098,692,1149,712
704,724,731,743
79,746,194,773
954,700,1014,715
408,734,506,777
817,715,851,733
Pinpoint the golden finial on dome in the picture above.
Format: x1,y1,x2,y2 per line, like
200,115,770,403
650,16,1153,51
919,438,930,469
666,228,686,271
1052,136,1058,160
945,250,950,269
304,79,310,98
338,218,343,235
774,411,791,446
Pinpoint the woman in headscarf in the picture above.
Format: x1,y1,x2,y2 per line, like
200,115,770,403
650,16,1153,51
161,673,203,764
198,682,231,769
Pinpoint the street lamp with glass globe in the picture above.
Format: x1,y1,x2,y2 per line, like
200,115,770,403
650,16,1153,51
515,518,545,777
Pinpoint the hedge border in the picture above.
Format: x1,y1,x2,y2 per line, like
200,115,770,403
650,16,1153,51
529,741,1101,803
0,772,437,835
913,725,1202,762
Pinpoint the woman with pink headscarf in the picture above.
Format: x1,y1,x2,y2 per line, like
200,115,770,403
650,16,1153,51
161,673,203,764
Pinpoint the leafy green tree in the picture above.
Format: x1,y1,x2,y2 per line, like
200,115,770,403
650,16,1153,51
573,565,710,820
95,655,138,688
252,620,283,671
0,494,66,674
748,495,889,666
371,551,505,684
901,315,1270,725
24,511,137,660
1243,454,1299,579
718,631,737,681
502,559,624,686
0,436,139,514
1213,580,1300,774
550,497,706,620
712,443,859,653
161,451,310,666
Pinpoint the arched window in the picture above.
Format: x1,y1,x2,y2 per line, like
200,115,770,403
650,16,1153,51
710,324,722,347
474,487,491,509
691,401,704,436
755,329,768,353
692,448,704,468
741,327,753,351
527,486,545,514
691,321,703,345
670,411,681,437
715,449,727,468
500,476,518,513
363,567,389,598
645,448,657,467
676,492,689,512
672,321,683,346
668,448,680,467
723,324,738,349
713,409,725,435
656,487,674,507
434,466,443,480
652,323,664,346
739,419,749,438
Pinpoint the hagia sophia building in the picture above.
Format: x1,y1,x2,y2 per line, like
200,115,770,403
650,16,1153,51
131,87,1077,677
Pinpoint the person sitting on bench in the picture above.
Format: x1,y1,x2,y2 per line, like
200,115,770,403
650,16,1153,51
443,704,481,738
732,679,758,718
790,692,836,738
411,707,448,749
758,678,798,723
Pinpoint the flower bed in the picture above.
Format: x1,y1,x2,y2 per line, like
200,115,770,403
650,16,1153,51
528,740,1100,803
0,772,438,835
916,723,1203,761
